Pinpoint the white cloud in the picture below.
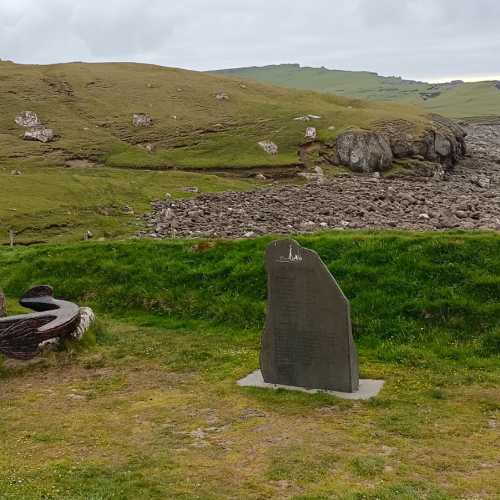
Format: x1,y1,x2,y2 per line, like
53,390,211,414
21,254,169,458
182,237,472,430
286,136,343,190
0,0,498,81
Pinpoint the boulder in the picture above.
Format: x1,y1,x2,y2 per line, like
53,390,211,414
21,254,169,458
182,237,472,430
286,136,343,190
383,116,466,168
335,130,393,172
23,127,55,143
258,140,279,155
305,127,317,141
132,113,153,127
15,111,41,128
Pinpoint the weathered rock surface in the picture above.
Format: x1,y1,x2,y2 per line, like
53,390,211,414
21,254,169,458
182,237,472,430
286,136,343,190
132,113,153,127
142,121,499,238
23,127,55,143
258,140,279,155
305,127,317,141
325,116,467,174
15,111,41,128
334,131,393,173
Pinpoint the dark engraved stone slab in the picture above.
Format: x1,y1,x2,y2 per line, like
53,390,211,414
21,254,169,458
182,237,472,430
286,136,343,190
260,240,359,393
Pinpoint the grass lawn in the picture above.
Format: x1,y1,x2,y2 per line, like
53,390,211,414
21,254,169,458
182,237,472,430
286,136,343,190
0,232,499,499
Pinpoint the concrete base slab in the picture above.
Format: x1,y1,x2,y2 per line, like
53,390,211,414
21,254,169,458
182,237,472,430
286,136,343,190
238,370,384,400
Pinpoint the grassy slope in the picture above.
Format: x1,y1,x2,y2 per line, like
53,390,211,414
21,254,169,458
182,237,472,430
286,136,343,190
0,233,499,498
0,61,429,170
0,164,256,245
212,64,500,118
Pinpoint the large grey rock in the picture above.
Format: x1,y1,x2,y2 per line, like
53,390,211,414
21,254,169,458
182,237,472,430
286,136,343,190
23,127,55,143
260,239,359,393
380,116,466,168
15,111,41,128
335,130,393,172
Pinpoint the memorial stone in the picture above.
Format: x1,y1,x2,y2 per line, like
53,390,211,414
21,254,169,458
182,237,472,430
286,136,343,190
260,239,359,393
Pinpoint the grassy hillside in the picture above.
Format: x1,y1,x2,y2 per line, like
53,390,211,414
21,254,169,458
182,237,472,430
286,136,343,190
0,233,499,498
212,64,500,118
0,61,431,171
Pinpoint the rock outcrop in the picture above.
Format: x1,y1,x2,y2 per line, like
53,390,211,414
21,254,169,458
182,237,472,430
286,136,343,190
23,127,55,143
132,113,153,127
379,115,466,167
334,130,393,173
320,115,467,174
15,111,41,128
305,127,317,141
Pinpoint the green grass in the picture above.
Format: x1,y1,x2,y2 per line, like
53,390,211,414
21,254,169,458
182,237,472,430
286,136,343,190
0,232,499,498
0,61,432,171
0,164,256,245
212,64,500,118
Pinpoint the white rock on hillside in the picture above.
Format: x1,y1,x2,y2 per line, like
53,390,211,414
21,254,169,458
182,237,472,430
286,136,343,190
133,113,153,127
258,140,278,155
15,111,41,128
23,127,55,143
305,127,317,140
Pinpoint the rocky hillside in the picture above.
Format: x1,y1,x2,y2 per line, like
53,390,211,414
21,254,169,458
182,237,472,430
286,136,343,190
212,64,500,118
0,61,465,172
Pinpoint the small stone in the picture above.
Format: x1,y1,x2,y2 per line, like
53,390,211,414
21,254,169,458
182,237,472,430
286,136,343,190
84,230,94,240
305,127,317,140
15,111,41,128
215,92,229,101
183,187,199,194
472,175,491,189
243,231,256,238
258,140,278,156
255,173,267,181
10,170,22,176
132,113,153,127
418,213,430,220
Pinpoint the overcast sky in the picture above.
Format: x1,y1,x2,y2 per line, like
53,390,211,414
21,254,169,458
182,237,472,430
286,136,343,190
1,0,499,82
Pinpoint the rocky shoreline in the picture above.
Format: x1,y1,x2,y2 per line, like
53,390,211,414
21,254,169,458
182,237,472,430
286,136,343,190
142,121,500,239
